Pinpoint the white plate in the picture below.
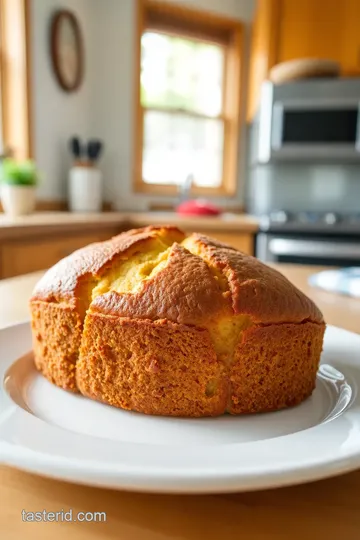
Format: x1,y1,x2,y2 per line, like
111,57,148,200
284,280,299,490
1,322,360,493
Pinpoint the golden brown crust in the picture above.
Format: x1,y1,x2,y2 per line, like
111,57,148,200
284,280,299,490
76,314,324,417
29,225,326,417
187,233,324,324
31,301,82,391
31,226,186,308
31,226,322,327
90,243,231,325
228,321,325,414
77,315,228,417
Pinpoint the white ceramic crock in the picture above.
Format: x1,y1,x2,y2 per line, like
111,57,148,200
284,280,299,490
68,166,103,212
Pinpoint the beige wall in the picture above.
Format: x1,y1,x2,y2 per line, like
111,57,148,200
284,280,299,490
31,0,96,200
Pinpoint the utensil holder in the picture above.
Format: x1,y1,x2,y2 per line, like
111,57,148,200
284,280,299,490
68,165,103,212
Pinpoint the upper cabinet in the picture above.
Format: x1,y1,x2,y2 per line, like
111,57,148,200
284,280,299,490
247,0,279,123
247,0,360,121
277,0,343,64
341,0,360,76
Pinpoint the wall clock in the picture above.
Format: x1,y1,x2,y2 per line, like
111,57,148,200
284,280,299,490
50,10,83,92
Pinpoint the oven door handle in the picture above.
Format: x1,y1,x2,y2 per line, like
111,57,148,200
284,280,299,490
268,238,360,260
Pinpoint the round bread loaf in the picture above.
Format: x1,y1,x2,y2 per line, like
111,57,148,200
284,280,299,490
30,226,325,417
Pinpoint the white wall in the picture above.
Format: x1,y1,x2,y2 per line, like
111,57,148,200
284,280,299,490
88,0,136,207
31,0,254,207
31,0,95,200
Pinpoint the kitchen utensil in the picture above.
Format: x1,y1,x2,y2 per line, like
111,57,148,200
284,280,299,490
69,136,82,160
87,140,103,163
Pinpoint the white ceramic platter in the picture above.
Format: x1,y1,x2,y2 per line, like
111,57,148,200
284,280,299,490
1,322,360,493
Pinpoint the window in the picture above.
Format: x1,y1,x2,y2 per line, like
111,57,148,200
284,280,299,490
134,0,243,196
0,0,32,159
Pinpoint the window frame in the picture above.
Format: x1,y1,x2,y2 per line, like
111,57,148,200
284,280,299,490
133,0,243,197
0,0,32,159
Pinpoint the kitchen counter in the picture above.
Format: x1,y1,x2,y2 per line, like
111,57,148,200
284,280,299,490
1,264,360,539
126,211,259,232
0,211,259,240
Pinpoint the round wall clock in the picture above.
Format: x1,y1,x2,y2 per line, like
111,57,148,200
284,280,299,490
50,10,84,92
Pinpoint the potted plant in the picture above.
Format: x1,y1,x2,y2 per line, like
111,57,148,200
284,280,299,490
0,159,39,216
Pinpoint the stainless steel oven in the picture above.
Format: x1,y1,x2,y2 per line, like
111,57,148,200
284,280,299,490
257,233,360,267
255,79,360,164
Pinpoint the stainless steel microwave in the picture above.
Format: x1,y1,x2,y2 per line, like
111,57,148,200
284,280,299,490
255,79,360,163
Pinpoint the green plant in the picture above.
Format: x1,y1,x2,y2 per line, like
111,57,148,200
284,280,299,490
1,158,39,186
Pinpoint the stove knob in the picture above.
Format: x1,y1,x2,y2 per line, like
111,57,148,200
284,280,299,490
270,210,289,224
348,213,360,224
323,212,339,225
298,212,319,224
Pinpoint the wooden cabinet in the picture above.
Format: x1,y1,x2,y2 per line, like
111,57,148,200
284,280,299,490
341,0,360,75
0,220,256,279
196,231,254,254
247,0,360,121
247,0,280,122
0,229,120,279
277,0,343,64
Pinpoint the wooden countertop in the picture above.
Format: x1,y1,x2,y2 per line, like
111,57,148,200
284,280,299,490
127,211,259,232
1,265,360,538
0,211,259,240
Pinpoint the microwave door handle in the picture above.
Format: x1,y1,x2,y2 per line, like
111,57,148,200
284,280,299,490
269,239,360,260
271,102,284,150
356,102,360,152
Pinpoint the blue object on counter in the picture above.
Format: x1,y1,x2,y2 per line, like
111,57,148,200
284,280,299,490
308,267,360,298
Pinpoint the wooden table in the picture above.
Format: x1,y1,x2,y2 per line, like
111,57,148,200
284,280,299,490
1,265,360,539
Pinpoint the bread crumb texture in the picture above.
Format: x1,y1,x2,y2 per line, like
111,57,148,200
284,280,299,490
30,225,325,416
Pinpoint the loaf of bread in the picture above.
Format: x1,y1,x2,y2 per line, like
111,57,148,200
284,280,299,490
30,226,325,417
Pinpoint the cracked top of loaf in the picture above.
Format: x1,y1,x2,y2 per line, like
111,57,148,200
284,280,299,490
30,225,324,326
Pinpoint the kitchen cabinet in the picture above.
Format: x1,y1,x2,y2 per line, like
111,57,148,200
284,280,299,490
247,0,360,121
196,231,254,254
0,230,254,278
247,0,279,123
341,0,360,75
277,0,343,65
0,230,120,279
0,230,254,279
0,213,257,278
